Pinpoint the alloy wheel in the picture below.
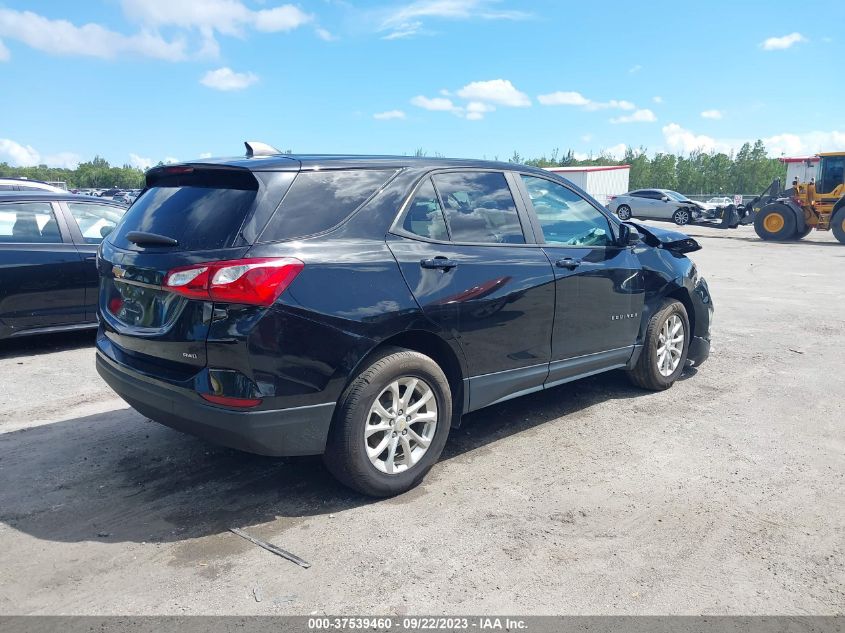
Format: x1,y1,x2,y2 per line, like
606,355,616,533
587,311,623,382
656,314,685,377
364,376,438,474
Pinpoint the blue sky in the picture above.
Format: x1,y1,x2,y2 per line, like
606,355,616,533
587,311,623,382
1,0,843,169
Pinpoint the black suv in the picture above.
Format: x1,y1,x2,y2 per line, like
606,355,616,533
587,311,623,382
96,146,713,496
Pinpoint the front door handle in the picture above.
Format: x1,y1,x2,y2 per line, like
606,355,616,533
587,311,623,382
555,257,582,270
421,257,458,270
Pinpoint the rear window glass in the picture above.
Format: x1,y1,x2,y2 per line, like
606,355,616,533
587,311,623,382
108,169,258,251
259,169,396,242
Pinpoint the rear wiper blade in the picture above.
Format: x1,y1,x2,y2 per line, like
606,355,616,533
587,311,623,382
126,231,178,247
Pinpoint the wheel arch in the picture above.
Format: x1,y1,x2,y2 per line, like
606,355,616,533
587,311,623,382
344,329,467,427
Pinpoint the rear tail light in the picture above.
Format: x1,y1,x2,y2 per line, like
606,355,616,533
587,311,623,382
164,257,304,307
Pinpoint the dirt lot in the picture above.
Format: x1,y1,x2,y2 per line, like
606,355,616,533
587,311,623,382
0,223,843,615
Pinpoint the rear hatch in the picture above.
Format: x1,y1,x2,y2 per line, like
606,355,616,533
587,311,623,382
98,164,296,377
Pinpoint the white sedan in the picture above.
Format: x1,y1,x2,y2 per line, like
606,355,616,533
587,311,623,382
608,189,702,225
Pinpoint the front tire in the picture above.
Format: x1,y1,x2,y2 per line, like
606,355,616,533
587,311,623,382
626,299,690,391
754,203,797,241
323,347,452,497
673,208,691,225
832,208,845,245
617,204,632,220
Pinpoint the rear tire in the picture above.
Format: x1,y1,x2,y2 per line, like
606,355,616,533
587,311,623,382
673,208,690,225
832,208,845,245
626,299,690,391
617,205,632,220
754,203,797,241
323,347,452,497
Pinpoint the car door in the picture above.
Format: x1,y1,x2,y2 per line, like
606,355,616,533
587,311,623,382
514,174,645,387
387,170,556,412
60,200,127,322
0,200,87,335
631,190,659,218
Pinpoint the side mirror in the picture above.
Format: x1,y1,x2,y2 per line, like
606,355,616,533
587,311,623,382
100,225,114,238
661,195,670,202
617,223,641,247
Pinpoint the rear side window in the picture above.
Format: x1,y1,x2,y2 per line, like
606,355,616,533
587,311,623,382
109,169,258,251
259,169,396,242
402,178,449,241
66,202,125,244
0,202,62,243
432,171,525,244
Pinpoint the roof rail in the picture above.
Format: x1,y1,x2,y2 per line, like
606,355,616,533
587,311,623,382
244,141,282,158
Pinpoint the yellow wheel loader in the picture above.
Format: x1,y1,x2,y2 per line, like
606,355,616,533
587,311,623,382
752,152,845,244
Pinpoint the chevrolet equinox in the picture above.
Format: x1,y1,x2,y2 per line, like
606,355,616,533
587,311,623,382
96,144,713,496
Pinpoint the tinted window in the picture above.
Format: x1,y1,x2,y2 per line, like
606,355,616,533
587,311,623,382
66,202,126,244
402,178,449,241
0,202,62,243
0,184,15,191
432,172,524,244
109,169,258,251
260,169,396,242
521,176,612,247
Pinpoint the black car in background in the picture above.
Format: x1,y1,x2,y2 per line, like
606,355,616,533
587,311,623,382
0,192,126,339
95,150,713,496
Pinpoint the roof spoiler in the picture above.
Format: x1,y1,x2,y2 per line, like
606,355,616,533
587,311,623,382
244,141,282,158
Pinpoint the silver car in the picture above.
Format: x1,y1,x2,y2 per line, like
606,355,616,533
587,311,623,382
608,189,702,225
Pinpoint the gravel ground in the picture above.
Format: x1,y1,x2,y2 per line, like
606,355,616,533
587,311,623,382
0,222,843,615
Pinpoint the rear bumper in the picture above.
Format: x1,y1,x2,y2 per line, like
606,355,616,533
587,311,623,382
96,352,335,456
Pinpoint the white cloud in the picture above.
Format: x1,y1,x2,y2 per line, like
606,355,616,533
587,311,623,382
411,95,459,112
200,67,258,91
538,90,635,111
662,123,727,154
44,152,82,169
610,109,657,124
374,110,407,120
0,139,41,166
604,144,628,160
701,109,723,120
580,134,592,143
466,101,496,120
199,152,213,159
0,38,9,61
456,79,530,107
629,64,642,73
760,32,806,50
164,157,180,164
129,153,154,170
762,130,845,156
0,8,187,60
652,96,663,104
316,27,336,41
253,6,312,32
122,0,311,35
379,0,529,39
0,139,80,168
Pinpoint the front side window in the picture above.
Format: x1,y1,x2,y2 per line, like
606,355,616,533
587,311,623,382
818,157,845,194
66,202,126,244
432,171,524,244
0,202,62,243
521,175,612,247
260,169,397,242
402,178,449,241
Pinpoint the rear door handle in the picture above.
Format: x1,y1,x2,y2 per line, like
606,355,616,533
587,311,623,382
555,257,582,270
421,257,458,270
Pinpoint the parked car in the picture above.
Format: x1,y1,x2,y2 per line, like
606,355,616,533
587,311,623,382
705,196,733,208
96,153,713,496
0,192,126,339
609,189,703,225
0,178,66,193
